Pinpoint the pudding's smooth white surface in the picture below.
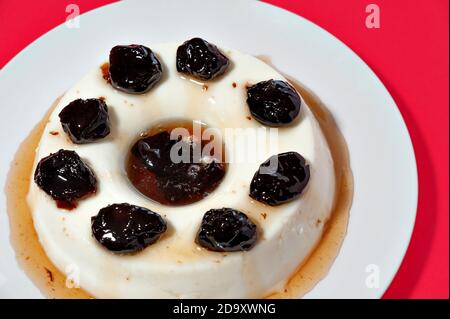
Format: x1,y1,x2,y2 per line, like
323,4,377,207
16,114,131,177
27,43,335,298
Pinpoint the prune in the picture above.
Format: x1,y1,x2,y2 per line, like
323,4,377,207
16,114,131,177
176,38,229,80
91,203,167,253
34,150,97,208
249,152,310,206
127,130,226,205
196,208,257,252
109,44,162,94
246,79,301,126
58,98,110,144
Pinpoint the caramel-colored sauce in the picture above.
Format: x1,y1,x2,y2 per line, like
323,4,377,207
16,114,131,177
100,63,110,83
5,80,352,299
267,79,353,298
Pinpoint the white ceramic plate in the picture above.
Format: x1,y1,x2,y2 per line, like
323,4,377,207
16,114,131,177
0,0,418,298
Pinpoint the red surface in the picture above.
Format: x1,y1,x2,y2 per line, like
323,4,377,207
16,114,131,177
0,0,448,299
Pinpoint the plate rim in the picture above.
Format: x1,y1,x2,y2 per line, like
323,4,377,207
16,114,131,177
261,0,418,297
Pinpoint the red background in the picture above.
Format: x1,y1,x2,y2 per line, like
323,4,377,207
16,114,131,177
0,0,448,299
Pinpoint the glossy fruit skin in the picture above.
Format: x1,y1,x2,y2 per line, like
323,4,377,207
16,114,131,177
128,131,226,205
246,79,301,126
196,208,257,252
34,150,97,206
58,98,110,144
176,38,229,80
109,44,162,94
250,152,310,206
91,203,167,253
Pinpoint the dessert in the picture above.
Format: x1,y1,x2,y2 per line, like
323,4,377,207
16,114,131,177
25,39,336,298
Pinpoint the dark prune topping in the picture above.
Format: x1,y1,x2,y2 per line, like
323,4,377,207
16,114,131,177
58,98,110,144
176,38,229,80
91,203,167,253
250,152,310,206
246,79,301,126
196,208,257,252
34,150,97,208
109,44,162,94
127,130,226,205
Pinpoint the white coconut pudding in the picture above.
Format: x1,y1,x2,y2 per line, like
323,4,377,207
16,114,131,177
27,38,335,298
